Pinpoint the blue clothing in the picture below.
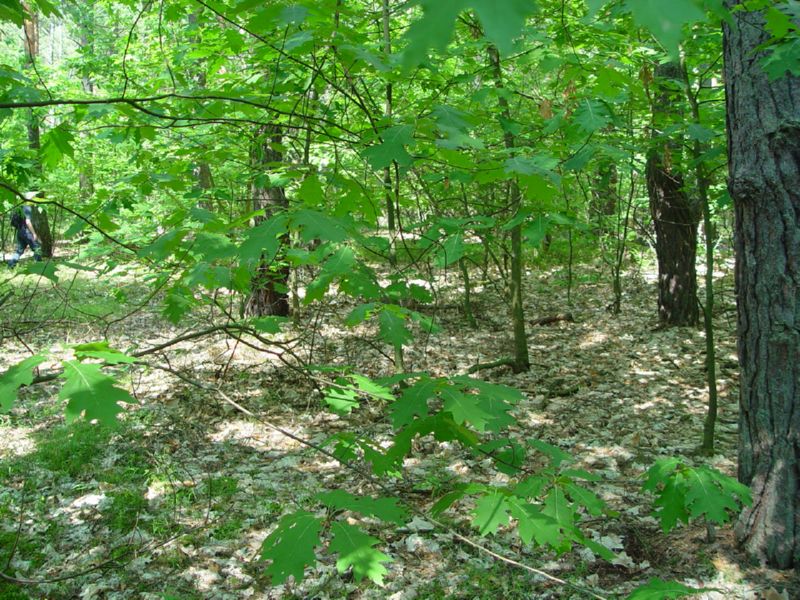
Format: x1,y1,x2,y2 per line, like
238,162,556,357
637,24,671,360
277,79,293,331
7,205,41,267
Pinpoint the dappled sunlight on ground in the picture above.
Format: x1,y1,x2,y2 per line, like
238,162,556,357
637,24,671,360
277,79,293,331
1,257,796,599
0,426,37,458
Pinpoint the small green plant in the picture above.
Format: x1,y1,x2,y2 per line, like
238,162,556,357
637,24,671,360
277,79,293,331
642,458,752,533
211,517,244,540
105,489,149,533
32,421,115,478
259,490,409,586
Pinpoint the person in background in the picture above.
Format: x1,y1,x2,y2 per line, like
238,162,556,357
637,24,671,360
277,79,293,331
7,204,42,267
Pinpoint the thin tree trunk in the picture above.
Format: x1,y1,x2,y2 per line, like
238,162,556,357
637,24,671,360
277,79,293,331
488,44,529,373
188,9,215,210
22,3,40,175
646,61,700,326
78,6,95,201
681,61,719,453
724,1,800,569
382,0,397,259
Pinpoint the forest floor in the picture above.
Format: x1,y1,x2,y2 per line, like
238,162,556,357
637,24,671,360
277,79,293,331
0,251,797,600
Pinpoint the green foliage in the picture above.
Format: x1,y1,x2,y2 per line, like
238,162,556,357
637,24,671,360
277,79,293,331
402,0,539,66
259,490,404,585
642,458,752,532
0,0,751,594
329,522,392,584
59,361,133,426
626,578,709,600
0,342,135,425
260,511,323,585
0,354,46,412
316,490,408,525
363,125,415,169
431,438,615,559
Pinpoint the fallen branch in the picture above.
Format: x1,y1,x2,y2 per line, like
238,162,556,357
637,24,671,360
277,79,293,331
467,357,516,374
530,313,574,326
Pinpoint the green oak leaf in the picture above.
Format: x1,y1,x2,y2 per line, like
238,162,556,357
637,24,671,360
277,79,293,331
472,490,511,535
442,387,495,432
573,99,613,133
324,384,359,414
435,234,464,267
304,246,356,303
684,467,744,525
626,0,706,56
59,361,133,425
73,341,137,364
260,511,322,585
316,490,408,525
362,125,415,170
507,497,564,549
564,482,605,516
292,209,350,243
328,522,392,585
0,355,47,412
239,213,288,266
378,306,412,350
389,377,438,428
626,578,708,600
471,0,537,55
22,260,58,282
652,474,690,532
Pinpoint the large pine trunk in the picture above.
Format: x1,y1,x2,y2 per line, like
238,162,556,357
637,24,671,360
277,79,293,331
724,1,800,568
245,125,290,318
646,61,700,327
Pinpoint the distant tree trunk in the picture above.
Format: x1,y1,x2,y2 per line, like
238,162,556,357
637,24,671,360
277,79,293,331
187,9,215,210
592,160,617,234
646,61,700,326
22,2,41,179
246,125,290,317
724,1,800,569
30,201,52,258
77,6,94,201
382,0,396,240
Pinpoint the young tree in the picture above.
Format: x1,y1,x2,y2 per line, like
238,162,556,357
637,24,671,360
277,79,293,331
724,1,800,568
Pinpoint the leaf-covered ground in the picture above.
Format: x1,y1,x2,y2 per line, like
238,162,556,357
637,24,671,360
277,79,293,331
0,256,797,599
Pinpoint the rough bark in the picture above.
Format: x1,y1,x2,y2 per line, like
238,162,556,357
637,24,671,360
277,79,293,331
724,1,800,569
646,61,700,326
246,125,290,317
30,202,52,258
22,3,41,172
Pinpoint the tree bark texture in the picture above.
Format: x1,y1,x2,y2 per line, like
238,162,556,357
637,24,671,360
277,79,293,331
22,3,41,168
724,1,800,569
646,61,700,327
246,125,290,317
30,203,53,258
